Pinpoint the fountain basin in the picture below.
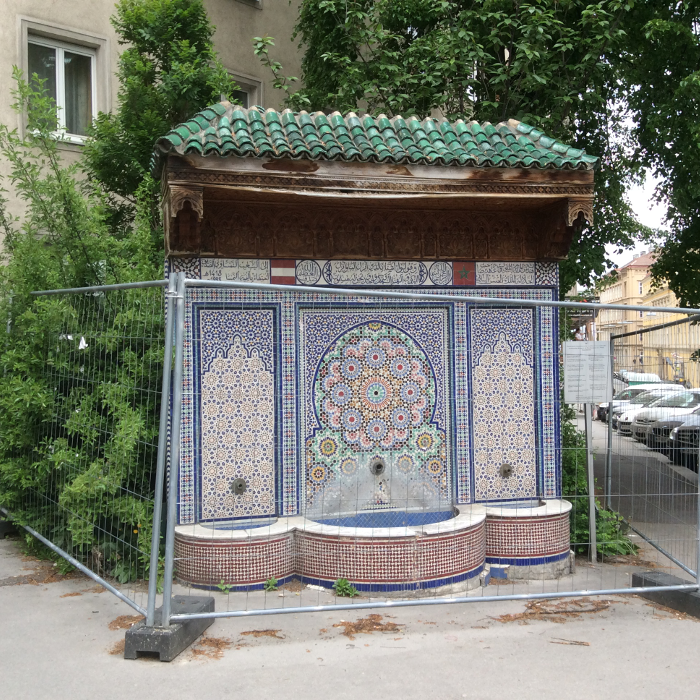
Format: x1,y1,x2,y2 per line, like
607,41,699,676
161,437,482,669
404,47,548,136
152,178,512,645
484,499,573,579
174,506,486,593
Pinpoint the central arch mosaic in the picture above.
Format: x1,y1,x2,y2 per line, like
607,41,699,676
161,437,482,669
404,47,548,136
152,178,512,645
305,321,449,514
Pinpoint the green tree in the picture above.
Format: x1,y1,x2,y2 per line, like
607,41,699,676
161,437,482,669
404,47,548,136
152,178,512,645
618,1,700,307
83,0,234,214
0,0,234,582
257,0,648,291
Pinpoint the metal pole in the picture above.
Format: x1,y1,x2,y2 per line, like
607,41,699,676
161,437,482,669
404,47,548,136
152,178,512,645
31,279,168,296
0,507,146,616
184,278,700,317
605,337,615,510
145,273,177,627
584,404,597,563
697,456,700,591
169,584,699,623
161,272,185,628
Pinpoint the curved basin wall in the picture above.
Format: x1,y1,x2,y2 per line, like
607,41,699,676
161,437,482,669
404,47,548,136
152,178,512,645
173,507,486,592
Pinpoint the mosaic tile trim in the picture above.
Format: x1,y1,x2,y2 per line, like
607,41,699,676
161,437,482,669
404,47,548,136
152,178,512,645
535,262,558,287
485,513,570,557
178,284,558,523
470,308,537,501
297,308,453,512
296,525,485,583
169,257,201,278
192,259,557,288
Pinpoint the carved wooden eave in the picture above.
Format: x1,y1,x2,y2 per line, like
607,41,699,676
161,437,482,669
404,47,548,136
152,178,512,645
161,154,594,262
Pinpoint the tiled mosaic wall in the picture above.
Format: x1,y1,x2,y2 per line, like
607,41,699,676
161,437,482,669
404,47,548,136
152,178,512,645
176,260,560,524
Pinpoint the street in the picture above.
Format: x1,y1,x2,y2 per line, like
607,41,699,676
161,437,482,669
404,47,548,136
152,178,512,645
581,416,698,574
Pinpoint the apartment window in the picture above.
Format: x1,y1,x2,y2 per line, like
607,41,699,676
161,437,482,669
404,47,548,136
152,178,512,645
638,281,644,295
228,71,263,109
231,89,250,108
28,38,95,138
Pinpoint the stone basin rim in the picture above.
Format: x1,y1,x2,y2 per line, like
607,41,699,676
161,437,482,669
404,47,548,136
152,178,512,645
175,505,488,541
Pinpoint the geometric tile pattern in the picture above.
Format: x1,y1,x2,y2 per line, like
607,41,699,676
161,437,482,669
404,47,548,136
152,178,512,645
195,309,277,521
535,262,558,287
200,335,275,519
485,513,571,557
296,524,484,589
470,308,537,501
298,310,452,512
177,277,560,524
174,532,294,589
173,520,485,591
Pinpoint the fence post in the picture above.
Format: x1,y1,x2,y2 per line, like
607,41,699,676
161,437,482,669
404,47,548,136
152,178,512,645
584,404,597,562
145,272,177,628
161,272,185,627
605,336,614,510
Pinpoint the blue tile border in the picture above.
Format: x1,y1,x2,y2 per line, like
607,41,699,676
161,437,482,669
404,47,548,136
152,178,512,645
486,550,571,567
298,564,484,593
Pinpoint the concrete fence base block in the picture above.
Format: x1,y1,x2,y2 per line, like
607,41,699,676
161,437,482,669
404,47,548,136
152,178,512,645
631,571,700,619
124,595,215,662
0,518,17,539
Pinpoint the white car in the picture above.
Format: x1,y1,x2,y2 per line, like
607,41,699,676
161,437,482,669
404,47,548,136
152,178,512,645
617,389,700,437
624,390,700,440
612,388,686,433
598,383,681,422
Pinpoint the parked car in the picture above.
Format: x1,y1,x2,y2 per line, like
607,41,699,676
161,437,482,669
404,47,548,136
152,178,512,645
619,371,662,385
597,383,681,422
611,388,686,433
629,390,700,442
648,411,700,460
670,414,700,470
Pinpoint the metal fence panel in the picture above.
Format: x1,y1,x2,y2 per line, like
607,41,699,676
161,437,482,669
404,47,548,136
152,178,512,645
2,281,169,615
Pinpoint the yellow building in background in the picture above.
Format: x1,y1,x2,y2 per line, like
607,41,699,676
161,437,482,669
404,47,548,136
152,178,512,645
597,251,655,369
639,276,700,388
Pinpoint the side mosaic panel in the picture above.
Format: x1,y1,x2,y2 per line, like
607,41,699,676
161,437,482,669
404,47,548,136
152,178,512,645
469,308,537,501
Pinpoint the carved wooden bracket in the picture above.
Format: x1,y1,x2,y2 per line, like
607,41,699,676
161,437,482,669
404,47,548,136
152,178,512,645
170,185,204,220
567,198,594,226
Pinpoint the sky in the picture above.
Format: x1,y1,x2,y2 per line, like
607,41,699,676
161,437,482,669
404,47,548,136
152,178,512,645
605,173,667,268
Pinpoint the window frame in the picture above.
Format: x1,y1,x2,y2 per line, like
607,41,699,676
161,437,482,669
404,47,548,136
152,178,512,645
19,17,111,146
227,70,263,109
27,36,97,142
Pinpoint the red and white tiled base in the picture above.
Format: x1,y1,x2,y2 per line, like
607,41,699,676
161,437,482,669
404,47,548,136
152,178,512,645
485,499,573,579
173,501,574,592
174,507,486,593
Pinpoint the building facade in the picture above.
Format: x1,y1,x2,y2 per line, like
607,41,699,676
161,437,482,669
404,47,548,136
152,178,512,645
597,251,655,369
640,276,700,387
0,0,301,238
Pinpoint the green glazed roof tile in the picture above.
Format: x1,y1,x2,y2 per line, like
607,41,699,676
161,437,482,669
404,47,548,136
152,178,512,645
152,103,598,176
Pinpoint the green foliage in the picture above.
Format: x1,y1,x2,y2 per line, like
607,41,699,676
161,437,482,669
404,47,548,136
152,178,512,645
264,576,279,592
83,0,234,205
560,404,638,556
332,577,359,597
260,0,650,289
0,0,233,587
616,1,700,306
217,579,234,594
0,74,164,584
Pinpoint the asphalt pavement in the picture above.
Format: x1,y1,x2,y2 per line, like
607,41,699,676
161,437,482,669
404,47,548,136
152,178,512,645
2,536,700,700
581,416,698,575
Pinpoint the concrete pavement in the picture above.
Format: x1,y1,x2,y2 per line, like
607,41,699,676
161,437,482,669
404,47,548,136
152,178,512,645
1,537,699,700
